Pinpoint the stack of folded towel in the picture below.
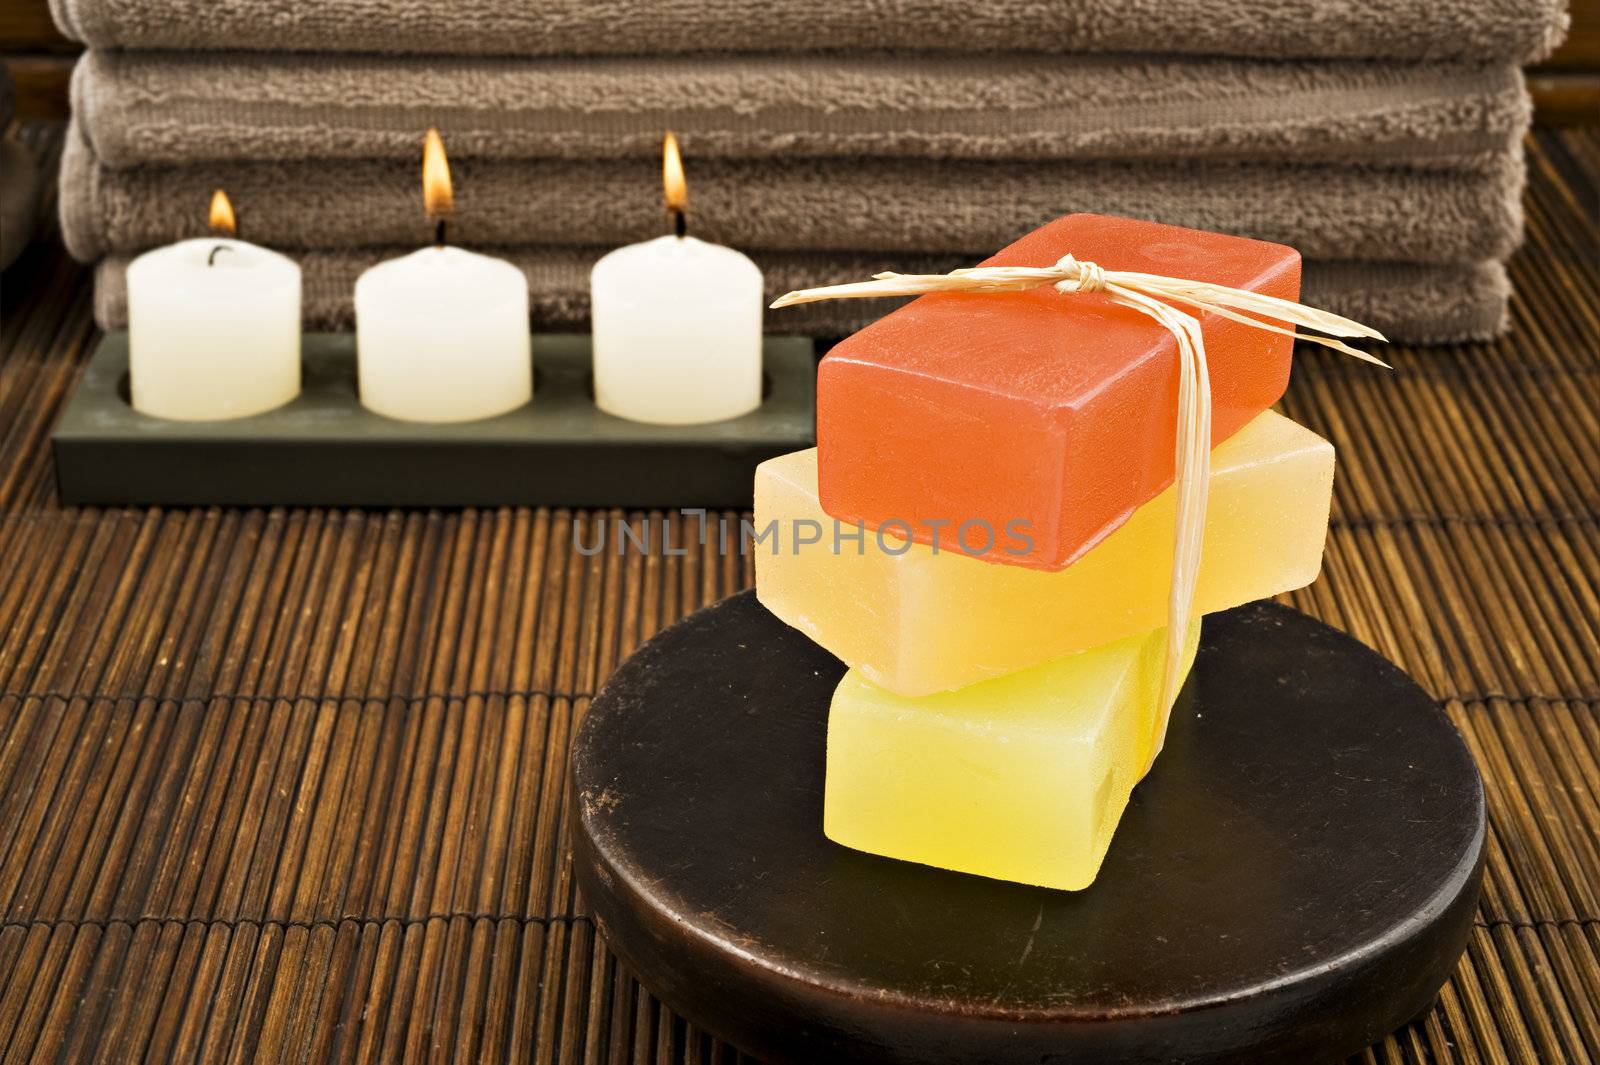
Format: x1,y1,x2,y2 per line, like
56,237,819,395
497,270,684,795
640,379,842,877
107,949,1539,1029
51,0,1569,342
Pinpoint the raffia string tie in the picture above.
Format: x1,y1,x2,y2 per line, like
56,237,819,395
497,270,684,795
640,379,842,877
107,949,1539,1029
1055,254,1107,294
772,253,1389,773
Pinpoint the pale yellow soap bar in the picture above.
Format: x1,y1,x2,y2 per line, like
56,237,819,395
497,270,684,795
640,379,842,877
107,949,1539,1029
825,622,1200,891
756,410,1331,696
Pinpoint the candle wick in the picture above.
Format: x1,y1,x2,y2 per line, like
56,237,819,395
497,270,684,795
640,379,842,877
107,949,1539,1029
434,218,448,247
207,244,233,266
671,209,687,240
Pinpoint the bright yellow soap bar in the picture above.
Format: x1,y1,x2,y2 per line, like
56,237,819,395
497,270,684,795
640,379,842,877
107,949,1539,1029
825,622,1201,891
755,410,1332,696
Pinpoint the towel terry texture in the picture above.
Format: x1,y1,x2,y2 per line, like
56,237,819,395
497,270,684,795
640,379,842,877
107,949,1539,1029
91,249,1510,345
49,0,1569,64
70,50,1530,169
60,122,1527,266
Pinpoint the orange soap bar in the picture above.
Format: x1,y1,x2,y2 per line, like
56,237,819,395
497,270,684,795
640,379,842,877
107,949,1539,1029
816,213,1301,570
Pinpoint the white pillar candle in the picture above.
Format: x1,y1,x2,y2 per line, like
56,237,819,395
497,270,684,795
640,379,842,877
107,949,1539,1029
354,245,532,423
126,236,301,421
590,132,763,426
355,128,532,424
591,234,764,425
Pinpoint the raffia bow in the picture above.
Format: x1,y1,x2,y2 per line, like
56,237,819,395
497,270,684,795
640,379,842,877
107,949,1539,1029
772,254,1389,772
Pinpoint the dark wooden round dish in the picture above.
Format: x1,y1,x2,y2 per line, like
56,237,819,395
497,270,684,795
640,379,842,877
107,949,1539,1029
570,593,1484,1065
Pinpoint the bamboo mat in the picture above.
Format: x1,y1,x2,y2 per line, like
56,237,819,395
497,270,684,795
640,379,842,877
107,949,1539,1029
1,122,1597,1065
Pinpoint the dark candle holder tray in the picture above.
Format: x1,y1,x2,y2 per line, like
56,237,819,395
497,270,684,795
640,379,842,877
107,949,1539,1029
51,333,816,507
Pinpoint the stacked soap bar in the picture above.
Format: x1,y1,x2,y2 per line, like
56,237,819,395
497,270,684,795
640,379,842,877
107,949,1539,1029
814,213,1300,569
826,623,1201,892
756,214,1336,891
756,412,1334,696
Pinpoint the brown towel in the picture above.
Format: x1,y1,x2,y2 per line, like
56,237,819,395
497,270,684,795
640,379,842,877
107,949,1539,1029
48,0,1569,64
70,50,1529,169
59,123,1525,266
92,248,1509,345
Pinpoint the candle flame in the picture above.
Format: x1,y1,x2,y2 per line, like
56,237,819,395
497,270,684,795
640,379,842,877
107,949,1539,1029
422,127,454,222
208,189,236,237
662,131,688,216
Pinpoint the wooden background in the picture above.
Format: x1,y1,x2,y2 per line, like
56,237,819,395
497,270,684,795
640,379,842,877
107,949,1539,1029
3,8,1600,1062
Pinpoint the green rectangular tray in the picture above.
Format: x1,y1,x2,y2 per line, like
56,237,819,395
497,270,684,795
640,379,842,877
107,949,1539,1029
52,333,816,507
